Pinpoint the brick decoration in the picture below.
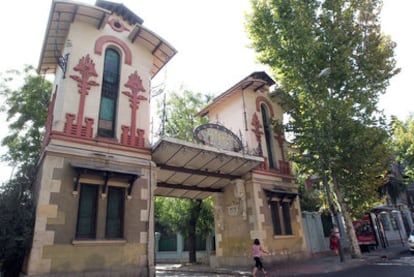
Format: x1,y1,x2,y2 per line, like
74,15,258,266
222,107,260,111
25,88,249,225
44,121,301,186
67,54,99,138
64,113,94,138
95,35,132,65
255,96,275,117
121,71,147,148
251,112,265,169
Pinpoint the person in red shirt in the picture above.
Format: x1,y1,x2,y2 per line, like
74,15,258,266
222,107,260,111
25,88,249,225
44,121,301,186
329,228,340,255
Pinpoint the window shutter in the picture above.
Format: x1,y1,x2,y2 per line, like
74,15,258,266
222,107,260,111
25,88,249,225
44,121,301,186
270,201,282,235
76,184,98,239
282,202,292,235
105,186,125,238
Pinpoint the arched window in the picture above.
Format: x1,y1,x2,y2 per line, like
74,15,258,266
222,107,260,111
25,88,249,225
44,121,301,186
261,104,276,169
98,48,120,138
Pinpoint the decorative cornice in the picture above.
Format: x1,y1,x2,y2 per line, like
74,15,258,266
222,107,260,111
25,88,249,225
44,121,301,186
256,96,275,117
95,35,132,65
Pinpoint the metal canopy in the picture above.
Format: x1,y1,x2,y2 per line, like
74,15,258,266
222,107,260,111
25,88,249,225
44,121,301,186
38,0,176,78
152,137,263,200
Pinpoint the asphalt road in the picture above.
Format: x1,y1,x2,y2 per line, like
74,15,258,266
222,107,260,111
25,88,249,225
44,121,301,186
307,250,414,277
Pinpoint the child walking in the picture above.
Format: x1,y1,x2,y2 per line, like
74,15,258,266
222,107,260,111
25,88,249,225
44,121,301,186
329,228,340,255
252,238,269,277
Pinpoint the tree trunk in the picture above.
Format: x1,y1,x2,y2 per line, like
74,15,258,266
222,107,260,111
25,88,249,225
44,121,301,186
188,199,202,263
188,226,197,263
332,175,362,259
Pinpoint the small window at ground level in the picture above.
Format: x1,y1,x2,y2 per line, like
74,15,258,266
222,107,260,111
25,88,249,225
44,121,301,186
76,184,99,239
282,202,292,235
270,200,293,236
105,186,125,238
270,201,282,235
75,184,126,240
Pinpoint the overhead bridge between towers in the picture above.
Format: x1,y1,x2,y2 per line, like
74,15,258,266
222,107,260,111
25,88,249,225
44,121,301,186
152,137,263,199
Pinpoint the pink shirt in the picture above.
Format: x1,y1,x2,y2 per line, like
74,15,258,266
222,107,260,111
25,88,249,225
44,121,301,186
252,244,261,257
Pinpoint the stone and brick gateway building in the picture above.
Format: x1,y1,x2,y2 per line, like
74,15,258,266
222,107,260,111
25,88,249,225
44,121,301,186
23,1,308,276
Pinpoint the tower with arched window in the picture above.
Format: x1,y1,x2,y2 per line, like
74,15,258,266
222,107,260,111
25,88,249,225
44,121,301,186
197,71,307,267
24,1,176,276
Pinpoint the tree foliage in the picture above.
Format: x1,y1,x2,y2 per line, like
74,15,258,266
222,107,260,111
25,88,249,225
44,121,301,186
155,89,214,263
157,88,211,140
0,65,52,275
155,197,214,239
333,123,390,218
298,178,325,213
247,0,398,258
0,66,51,166
0,174,35,276
390,114,414,180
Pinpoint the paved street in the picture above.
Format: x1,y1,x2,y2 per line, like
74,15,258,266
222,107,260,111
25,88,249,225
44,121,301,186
156,272,238,277
155,245,411,276
156,263,250,276
306,253,414,277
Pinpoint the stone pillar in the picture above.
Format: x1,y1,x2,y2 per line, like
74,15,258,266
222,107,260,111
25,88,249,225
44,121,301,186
177,234,184,259
25,156,64,275
154,232,161,258
233,179,247,220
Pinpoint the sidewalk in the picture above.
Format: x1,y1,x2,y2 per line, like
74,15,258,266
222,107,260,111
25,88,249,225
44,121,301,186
156,244,407,276
267,244,406,276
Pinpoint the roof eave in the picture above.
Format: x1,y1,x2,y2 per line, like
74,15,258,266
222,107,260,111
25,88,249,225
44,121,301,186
37,0,111,74
37,0,176,78
196,71,275,117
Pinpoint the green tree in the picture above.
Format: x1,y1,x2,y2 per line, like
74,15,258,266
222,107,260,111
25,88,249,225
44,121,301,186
0,65,52,275
155,197,214,261
298,179,324,213
0,174,35,276
375,114,414,208
157,89,211,140
293,161,325,212
298,125,389,218
247,0,398,258
155,89,213,263
390,114,414,179
0,66,51,166
334,124,391,218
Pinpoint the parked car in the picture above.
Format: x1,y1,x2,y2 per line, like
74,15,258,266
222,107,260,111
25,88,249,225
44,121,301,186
408,229,414,254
